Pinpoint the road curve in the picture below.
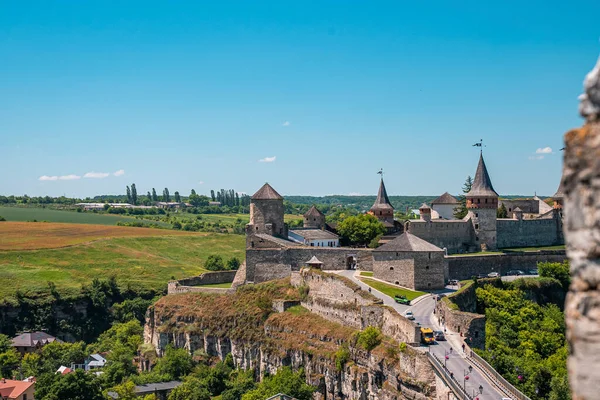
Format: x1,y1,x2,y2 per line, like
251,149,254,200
335,270,508,400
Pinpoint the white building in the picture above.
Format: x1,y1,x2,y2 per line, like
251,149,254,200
431,192,459,220
288,229,340,247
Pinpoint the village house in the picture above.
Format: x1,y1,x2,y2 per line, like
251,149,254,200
0,378,35,400
11,332,61,355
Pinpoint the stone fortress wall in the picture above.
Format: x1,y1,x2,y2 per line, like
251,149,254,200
291,269,421,344
245,246,374,284
167,271,237,294
434,281,486,349
406,220,474,254
446,250,566,280
496,216,563,249
372,251,446,290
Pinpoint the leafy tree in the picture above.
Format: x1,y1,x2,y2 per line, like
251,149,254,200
21,352,41,378
163,188,170,202
454,175,473,219
131,183,138,205
154,346,194,380
337,214,385,246
112,298,154,324
168,377,211,400
90,320,143,354
210,190,216,201
110,380,137,400
205,255,226,271
539,261,570,291
0,346,20,378
191,189,196,196
227,257,241,270
189,194,210,207
221,369,256,400
174,191,181,203
102,342,137,386
151,188,158,202
39,341,86,376
357,326,382,351
126,186,132,204
241,367,315,400
497,203,508,218
39,369,103,400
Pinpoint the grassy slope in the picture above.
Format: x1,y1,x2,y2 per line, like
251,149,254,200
0,234,245,299
359,277,426,300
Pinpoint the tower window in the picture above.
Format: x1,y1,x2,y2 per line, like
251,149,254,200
477,199,480,204
476,236,479,241
426,266,429,270
475,224,479,229
475,213,478,218
390,267,394,271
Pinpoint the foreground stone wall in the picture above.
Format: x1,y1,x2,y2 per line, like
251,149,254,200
497,216,563,249
435,282,485,349
564,56,600,399
446,250,566,280
292,269,421,343
167,271,237,294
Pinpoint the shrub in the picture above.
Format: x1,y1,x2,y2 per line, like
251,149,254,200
357,326,382,351
205,255,226,271
172,221,182,230
227,257,241,270
399,342,407,353
335,345,350,372
0,216,5,221
538,261,570,291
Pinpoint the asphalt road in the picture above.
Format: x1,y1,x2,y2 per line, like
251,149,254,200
336,270,507,400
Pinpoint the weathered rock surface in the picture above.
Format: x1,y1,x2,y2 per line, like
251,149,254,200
143,282,438,399
565,53,600,399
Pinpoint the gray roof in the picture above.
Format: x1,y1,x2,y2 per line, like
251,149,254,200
374,232,443,252
467,153,498,197
289,229,339,240
304,205,324,218
12,331,61,348
266,394,297,400
251,183,283,200
254,234,301,247
553,179,565,199
370,178,394,212
305,256,323,265
431,192,458,204
108,381,183,399
513,207,523,212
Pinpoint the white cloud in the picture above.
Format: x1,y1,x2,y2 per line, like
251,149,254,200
39,175,58,181
59,174,81,180
536,147,553,154
198,181,204,185
259,156,276,163
84,171,110,179
282,121,290,127
113,169,125,177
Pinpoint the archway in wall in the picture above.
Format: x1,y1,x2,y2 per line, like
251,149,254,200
345,255,357,270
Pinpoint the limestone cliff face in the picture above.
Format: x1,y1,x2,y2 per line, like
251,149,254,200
143,282,437,400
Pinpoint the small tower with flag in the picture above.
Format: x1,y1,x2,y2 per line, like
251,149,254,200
370,169,395,225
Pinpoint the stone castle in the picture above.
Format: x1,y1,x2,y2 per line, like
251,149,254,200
234,152,564,290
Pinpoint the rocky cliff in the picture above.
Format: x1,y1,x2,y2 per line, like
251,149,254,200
144,279,439,399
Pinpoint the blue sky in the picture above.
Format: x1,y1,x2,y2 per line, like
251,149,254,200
1,1,598,198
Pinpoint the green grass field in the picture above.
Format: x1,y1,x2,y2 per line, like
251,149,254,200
174,212,302,224
196,282,233,288
359,278,426,300
359,271,373,277
0,206,161,226
0,234,245,300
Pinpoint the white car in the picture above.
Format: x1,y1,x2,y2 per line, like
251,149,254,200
405,311,415,320
488,272,500,278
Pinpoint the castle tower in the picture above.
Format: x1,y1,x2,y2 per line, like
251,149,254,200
247,183,286,238
419,203,432,222
370,178,394,224
303,205,325,229
466,153,499,251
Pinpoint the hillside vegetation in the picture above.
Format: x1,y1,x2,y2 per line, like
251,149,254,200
0,223,245,300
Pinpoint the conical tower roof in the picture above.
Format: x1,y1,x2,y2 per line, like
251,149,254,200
371,178,394,212
553,179,565,200
251,183,283,200
304,205,324,218
467,153,498,197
